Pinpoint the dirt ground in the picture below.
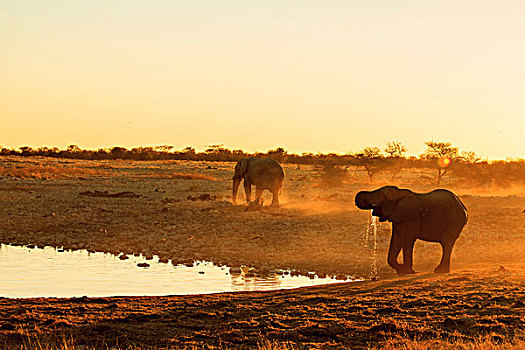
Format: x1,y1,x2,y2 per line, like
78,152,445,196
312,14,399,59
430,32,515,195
0,156,524,348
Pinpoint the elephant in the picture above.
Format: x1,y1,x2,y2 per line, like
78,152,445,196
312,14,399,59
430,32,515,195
355,186,468,275
232,158,284,207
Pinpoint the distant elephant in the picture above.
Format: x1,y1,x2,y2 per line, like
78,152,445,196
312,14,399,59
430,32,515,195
232,158,284,207
355,186,468,275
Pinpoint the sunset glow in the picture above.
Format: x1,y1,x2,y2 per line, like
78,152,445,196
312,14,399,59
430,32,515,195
438,157,452,168
1,1,524,159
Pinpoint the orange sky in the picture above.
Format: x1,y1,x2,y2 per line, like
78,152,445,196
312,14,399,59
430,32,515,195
1,1,523,159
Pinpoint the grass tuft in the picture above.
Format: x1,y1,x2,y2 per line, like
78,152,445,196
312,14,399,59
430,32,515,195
168,172,217,181
0,165,103,180
374,333,525,350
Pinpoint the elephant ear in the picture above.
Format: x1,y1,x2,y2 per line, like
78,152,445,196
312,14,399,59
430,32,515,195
387,195,421,223
374,199,397,222
235,159,249,179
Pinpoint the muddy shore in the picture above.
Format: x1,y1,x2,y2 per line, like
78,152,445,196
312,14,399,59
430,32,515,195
1,266,524,349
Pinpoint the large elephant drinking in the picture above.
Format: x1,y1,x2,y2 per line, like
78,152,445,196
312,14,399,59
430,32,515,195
355,186,468,275
232,158,284,207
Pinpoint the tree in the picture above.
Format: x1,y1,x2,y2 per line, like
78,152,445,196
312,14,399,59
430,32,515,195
422,141,459,185
180,146,196,161
182,146,195,154
155,145,174,153
459,151,482,164
67,144,81,153
204,144,224,154
384,141,407,181
354,147,384,182
19,146,34,156
204,144,233,161
384,141,407,158
110,147,128,159
452,150,486,186
266,147,287,162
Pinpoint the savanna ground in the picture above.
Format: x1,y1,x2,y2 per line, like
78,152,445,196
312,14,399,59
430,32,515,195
0,156,524,349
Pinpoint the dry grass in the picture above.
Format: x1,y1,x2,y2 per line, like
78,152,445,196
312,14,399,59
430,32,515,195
374,333,525,350
6,340,524,350
257,339,296,350
168,172,217,181
0,165,104,180
5,332,524,350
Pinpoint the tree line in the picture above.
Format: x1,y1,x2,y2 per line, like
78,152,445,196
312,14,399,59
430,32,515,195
1,142,524,186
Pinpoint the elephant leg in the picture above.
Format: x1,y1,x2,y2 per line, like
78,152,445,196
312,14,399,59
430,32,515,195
434,224,462,273
254,187,264,203
435,238,457,273
399,221,419,275
244,182,252,203
387,227,403,275
401,237,417,275
270,188,279,207
434,241,453,273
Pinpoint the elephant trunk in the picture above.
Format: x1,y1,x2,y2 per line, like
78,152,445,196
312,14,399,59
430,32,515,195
232,178,242,204
355,191,375,210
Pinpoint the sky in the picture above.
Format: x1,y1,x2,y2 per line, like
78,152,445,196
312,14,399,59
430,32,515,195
1,1,524,159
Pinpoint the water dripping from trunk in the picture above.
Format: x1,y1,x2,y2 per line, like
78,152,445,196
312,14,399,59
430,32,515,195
364,212,379,280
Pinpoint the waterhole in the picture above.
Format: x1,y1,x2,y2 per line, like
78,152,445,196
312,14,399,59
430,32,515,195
0,244,354,298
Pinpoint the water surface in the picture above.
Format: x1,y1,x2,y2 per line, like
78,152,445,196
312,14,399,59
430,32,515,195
0,244,351,298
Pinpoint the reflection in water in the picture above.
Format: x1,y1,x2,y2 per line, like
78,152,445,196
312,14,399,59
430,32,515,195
0,244,351,298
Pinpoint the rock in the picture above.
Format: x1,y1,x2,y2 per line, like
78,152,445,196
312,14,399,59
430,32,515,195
137,262,150,268
79,190,140,198
119,255,129,260
229,267,242,274
187,194,216,201
498,265,506,272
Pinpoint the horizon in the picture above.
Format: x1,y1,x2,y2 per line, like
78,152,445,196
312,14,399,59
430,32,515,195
2,142,523,161
2,1,524,160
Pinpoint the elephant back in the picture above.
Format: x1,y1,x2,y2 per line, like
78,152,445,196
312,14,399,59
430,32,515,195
421,189,468,224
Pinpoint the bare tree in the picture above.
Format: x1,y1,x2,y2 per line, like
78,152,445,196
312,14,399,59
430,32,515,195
384,141,407,158
384,141,407,181
354,147,384,182
459,151,482,164
422,141,459,185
